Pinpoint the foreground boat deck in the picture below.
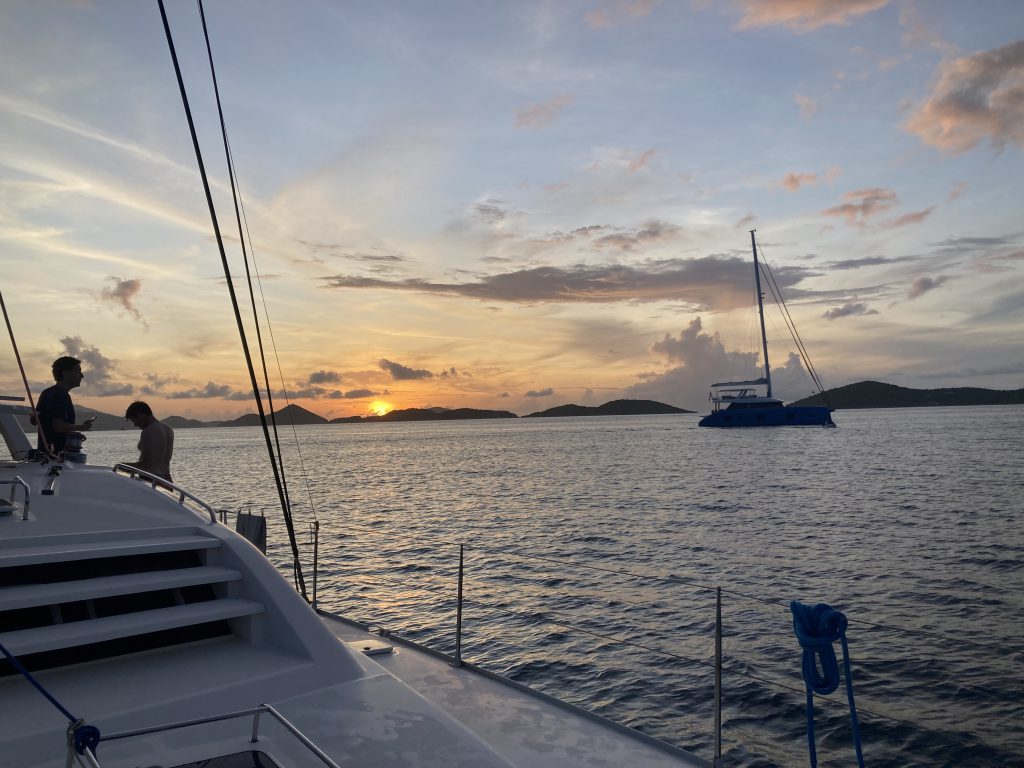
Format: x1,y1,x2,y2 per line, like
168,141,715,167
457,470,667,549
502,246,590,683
319,611,709,768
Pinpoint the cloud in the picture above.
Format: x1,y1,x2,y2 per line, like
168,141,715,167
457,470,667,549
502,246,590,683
58,336,134,396
625,317,816,408
735,0,891,32
735,213,756,229
166,381,234,399
379,359,433,380
781,172,817,192
829,255,918,270
98,276,146,324
907,275,951,299
515,94,574,130
324,256,813,310
780,166,839,191
882,206,935,228
795,92,819,118
584,0,659,28
823,302,879,320
525,388,554,397
343,389,375,399
905,40,1024,154
473,202,507,224
947,180,968,201
822,187,898,226
591,220,680,251
308,370,341,384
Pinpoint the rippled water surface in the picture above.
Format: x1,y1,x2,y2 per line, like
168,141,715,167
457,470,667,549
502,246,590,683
82,407,1024,767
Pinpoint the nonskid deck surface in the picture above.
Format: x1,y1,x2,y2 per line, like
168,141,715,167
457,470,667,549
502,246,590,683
319,614,709,768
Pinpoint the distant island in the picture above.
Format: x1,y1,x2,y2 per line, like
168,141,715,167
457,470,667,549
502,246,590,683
16,383,1022,433
790,381,1024,409
524,399,691,418
331,406,517,423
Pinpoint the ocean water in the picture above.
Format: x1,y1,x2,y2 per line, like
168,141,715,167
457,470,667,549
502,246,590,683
81,406,1024,767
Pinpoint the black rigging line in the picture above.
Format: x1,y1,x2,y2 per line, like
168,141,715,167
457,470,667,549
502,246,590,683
756,245,832,407
193,0,310,587
157,0,307,599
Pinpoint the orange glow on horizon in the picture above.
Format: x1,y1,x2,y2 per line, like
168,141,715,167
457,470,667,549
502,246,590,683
369,400,393,416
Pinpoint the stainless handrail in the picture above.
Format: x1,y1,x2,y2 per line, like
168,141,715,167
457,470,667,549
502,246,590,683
0,476,30,520
77,703,341,768
112,464,216,523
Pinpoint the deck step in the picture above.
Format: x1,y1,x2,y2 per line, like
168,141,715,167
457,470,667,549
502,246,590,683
0,566,241,612
0,534,219,568
0,598,264,657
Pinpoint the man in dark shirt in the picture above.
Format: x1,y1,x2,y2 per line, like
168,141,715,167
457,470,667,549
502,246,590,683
35,356,93,454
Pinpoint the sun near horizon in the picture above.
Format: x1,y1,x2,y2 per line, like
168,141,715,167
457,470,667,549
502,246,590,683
369,400,393,417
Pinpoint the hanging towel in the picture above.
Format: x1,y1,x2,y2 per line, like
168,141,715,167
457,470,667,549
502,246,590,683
235,512,267,554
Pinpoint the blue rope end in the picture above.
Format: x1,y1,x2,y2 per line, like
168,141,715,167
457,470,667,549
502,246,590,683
74,724,101,756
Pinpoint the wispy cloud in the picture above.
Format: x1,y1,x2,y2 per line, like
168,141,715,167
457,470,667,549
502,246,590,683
906,40,1024,154
907,275,951,299
99,276,146,325
882,206,935,228
829,255,918,270
794,92,819,118
780,166,839,191
584,0,659,29
323,256,814,310
515,94,574,130
525,387,554,397
823,187,898,226
823,301,879,320
735,0,891,32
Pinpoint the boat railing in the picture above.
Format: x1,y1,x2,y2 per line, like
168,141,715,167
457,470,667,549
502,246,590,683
112,464,219,523
270,512,1022,767
0,476,30,521
69,702,341,768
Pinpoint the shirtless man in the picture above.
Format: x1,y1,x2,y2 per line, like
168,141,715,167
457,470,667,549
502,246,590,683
124,401,174,482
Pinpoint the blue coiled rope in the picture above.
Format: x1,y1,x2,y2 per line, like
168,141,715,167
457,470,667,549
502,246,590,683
0,640,101,757
790,601,864,768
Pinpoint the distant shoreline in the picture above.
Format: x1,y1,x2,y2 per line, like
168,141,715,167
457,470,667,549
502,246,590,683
24,381,1024,431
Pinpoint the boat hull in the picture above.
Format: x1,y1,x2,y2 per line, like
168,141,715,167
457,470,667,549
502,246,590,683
698,405,834,428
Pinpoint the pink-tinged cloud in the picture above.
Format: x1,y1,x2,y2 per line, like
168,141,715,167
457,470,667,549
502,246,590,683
100,276,145,324
735,213,756,229
795,92,819,118
515,94,574,130
627,148,657,172
906,40,1024,154
822,187,898,226
781,172,818,191
736,0,891,32
883,207,935,228
908,275,950,299
947,180,968,201
585,0,659,29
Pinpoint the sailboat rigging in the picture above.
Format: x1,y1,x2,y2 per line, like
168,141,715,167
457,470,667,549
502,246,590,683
698,231,835,428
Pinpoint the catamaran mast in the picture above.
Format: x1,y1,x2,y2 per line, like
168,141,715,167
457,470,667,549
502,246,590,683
750,229,772,398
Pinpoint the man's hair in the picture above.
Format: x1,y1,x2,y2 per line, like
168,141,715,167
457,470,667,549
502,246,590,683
51,356,82,382
125,401,154,419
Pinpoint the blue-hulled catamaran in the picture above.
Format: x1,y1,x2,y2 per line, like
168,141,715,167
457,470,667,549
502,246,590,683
698,231,835,428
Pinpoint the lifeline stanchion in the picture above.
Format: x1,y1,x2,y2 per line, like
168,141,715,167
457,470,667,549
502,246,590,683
714,586,722,766
453,544,465,667
790,601,865,768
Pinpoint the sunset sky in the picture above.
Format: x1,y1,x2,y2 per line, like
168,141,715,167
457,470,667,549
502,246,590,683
2,1,1022,420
